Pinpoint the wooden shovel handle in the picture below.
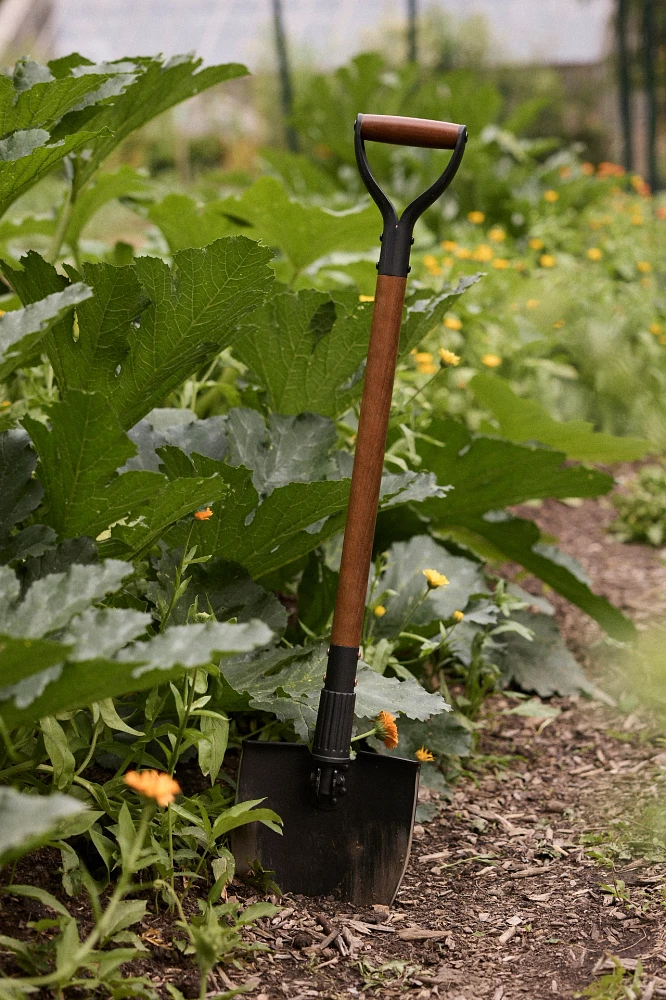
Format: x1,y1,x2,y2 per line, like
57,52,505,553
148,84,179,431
359,114,461,149
330,274,407,648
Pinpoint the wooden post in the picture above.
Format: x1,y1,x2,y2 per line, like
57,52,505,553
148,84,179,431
271,0,298,152
617,0,633,171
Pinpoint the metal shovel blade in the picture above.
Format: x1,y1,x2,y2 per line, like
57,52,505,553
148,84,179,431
232,740,419,905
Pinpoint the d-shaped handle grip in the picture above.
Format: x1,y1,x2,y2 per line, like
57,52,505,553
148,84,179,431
358,113,462,149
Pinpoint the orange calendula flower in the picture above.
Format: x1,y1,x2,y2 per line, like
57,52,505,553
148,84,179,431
444,315,462,331
415,747,434,762
586,247,603,261
441,240,458,252
637,261,652,273
439,348,461,366
453,610,465,622
468,210,485,224
124,770,181,807
423,568,449,589
540,254,556,268
374,711,399,750
455,247,472,260
492,258,510,269
488,227,506,242
472,244,493,262
581,162,595,176
529,238,544,250
194,507,213,521
481,353,502,368
543,190,559,203
649,322,663,335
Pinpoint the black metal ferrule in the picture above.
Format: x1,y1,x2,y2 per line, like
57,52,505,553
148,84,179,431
311,644,359,764
354,115,468,278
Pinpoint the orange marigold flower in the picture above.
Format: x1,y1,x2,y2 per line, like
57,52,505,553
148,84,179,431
124,770,181,807
597,161,625,179
415,746,434,762
194,507,213,521
374,710,399,750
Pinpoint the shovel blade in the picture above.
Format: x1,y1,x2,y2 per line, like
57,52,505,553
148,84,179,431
233,741,419,905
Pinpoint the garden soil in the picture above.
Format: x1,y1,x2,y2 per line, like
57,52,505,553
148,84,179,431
4,493,666,999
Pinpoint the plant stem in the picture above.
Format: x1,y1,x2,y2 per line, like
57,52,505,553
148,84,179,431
46,186,75,264
159,522,194,633
75,716,103,777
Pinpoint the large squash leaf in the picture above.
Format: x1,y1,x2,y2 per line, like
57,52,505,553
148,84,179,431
470,373,651,463
24,390,227,541
8,242,274,428
0,281,92,380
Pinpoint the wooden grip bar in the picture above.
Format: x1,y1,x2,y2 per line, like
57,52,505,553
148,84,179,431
330,274,407,648
359,114,461,149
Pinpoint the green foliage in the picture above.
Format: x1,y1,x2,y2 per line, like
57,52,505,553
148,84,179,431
0,787,88,864
610,465,666,545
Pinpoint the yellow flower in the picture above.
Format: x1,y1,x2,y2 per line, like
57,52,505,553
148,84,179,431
455,247,472,259
0,400,10,407
373,605,386,617
631,215,644,226
552,320,565,329
453,610,465,622
417,363,438,375
374,710,398,750
359,294,374,302
540,254,556,268
444,315,462,331
415,747,434,762
473,244,493,262
468,211,485,224
439,348,461,366
423,254,442,274
649,322,663,335
581,161,595,175
526,299,540,309
441,240,458,252
492,258,510,269
414,352,433,364
589,219,601,230
481,353,502,368
194,507,213,521
543,189,559,203
637,261,652,273
529,238,544,250
423,568,449,589
488,226,506,242
124,770,181,807
586,247,603,261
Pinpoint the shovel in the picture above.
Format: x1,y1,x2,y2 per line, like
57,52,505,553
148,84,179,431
233,113,467,905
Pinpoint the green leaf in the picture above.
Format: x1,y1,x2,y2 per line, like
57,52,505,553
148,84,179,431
0,634,70,686
234,287,373,417
23,390,161,538
0,787,86,864
147,194,240,253
470,373,652,463
69,56,248,192
41,715,75,789
399,275,483,358
416,418,613,520
0,619,272,729
383,712,473,759
0,282,92,379
217,176,378,273
354,668,449,722
506,698,561,719
0,559,131,638
211,799,282,839
462,513,635,642
495,611,597,697
0,430,42,541
371,536,485,639
61,607,150,660
64,166,151,250
198,713,229,785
